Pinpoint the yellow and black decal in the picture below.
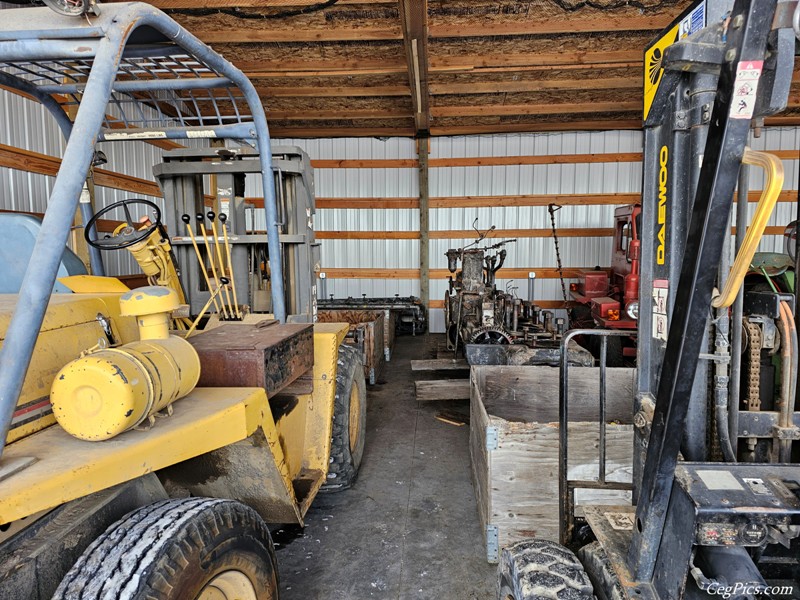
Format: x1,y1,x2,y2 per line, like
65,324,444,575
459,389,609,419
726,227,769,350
657,145,668,265
644,1,707,121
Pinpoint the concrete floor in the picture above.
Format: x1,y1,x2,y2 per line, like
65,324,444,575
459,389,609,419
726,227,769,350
275,334,496,600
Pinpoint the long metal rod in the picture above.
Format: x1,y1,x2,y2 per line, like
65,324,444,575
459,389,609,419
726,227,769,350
559,328,632,545
730,164,750,451
628,0,776,579
38,76,234,94
0,35,120,457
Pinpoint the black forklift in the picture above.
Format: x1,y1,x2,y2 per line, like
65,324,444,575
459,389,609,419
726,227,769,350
499,1,800,598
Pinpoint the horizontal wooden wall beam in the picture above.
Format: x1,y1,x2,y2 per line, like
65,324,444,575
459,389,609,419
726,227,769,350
269,108,413,120
320,267,607,279
428,121,643,136
311,158,419,169
0,142,163,197
314,226,786,241
314,197,420,209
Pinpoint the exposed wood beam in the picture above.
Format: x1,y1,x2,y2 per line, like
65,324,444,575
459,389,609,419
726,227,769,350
398,0,430,134
111,0,379,6
429,77,641,95
428,120,643,136
428,51,642,72
269,108,413,120
235,59,408,78
261,85,410,98
312,159,419,169
431,102,641,118
195,27,402,43
428,14,680,38
269,126,416,138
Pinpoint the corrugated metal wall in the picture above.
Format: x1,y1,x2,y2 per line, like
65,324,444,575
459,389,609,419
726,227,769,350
0,90,207,276
1,87,798,334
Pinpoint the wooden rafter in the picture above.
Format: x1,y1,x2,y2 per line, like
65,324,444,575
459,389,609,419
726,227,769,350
398,0,430,135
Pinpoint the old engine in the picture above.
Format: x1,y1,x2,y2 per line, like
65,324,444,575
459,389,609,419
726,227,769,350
443,239,565,351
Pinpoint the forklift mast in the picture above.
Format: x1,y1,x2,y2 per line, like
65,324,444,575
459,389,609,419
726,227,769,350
625,0,799,590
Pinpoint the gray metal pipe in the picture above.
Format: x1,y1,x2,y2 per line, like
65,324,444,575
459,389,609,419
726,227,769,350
729,164,749,450
0,36,120,456
715,211,736,462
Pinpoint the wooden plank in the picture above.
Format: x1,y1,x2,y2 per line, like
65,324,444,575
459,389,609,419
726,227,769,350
236,58,408,76
261,85,410,98
477,366,635,424
109,0,378,6
428,121,642,136
269,108,412,120
399,0,430,133
315,230,419,240
311,159,419,169
490,422,633,549
429,77,641,95
411,359,469,371
315,197,420,209
429,152,644,167
469,370,492,549
269,126,417,138
415,379,470,401
429,14,679,38
430,227,613,239
429,50,641,72
321,268,420,279
0,143,163,197
319,268,606,280
431,102,640,118
195,27,403,43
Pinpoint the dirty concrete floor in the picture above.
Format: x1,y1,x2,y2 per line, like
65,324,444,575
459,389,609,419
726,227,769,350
274,334,496,600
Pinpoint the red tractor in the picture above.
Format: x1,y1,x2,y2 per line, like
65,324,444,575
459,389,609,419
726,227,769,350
569,204,641,365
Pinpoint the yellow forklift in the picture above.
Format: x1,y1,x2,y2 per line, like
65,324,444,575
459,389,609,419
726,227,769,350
0,3,366,599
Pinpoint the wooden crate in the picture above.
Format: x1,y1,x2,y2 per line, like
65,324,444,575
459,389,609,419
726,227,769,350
470,365,635,562
317,309,385,384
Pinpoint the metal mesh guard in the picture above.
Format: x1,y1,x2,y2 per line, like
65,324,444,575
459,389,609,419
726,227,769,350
0,51,252,131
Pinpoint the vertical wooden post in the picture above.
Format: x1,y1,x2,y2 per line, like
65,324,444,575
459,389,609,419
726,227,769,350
418,137,430,310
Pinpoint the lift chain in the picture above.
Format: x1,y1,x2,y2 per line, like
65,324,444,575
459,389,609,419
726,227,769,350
744,320,762,411
548,204,568,303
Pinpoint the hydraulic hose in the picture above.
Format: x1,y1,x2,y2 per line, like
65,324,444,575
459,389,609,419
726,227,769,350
777,301,797,462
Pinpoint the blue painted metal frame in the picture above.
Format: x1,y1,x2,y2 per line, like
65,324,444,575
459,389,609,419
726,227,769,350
0,2,287,457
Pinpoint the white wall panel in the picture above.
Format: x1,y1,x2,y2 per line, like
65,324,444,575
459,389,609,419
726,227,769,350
1,83,799,327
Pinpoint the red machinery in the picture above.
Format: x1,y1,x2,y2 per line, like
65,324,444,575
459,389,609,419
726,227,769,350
570,204,641,362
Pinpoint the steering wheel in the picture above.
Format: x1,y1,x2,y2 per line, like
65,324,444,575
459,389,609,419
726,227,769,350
85,199,162,251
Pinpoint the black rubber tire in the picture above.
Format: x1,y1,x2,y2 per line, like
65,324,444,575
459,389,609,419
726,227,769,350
577,542,625,600
498,539,595,600
52,498,278,600
320,343,367,492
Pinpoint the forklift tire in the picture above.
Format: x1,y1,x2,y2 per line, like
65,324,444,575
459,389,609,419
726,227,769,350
577,542,625,600
321,343,367,492
498,539,594,600
52,498,278,600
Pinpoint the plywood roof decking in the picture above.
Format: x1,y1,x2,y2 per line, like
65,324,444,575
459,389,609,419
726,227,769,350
107,0,800,138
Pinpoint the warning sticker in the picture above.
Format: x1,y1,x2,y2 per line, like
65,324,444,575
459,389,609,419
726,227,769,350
730,60,763,120
652,279,669,342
